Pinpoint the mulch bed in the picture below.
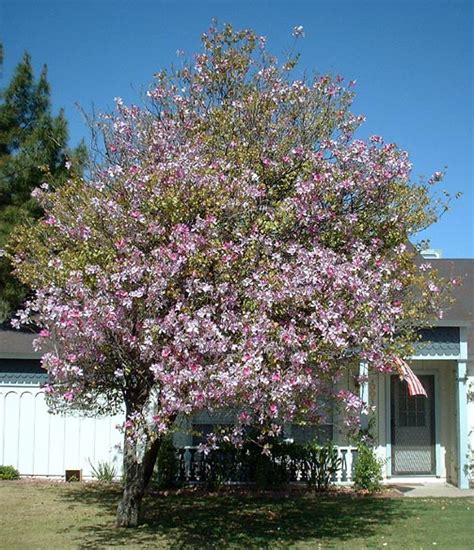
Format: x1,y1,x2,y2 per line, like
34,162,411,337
150,483,404,499
9,477,404,498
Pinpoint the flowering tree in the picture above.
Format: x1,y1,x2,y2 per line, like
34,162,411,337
9,24,447,526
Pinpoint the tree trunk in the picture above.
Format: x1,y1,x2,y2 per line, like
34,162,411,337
116,433,161,528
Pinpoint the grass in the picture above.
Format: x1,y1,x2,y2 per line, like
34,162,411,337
0,481,473,549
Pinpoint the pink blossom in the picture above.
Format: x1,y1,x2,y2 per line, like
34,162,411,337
269,403,278,417
428,282,439,293
238,411,251,423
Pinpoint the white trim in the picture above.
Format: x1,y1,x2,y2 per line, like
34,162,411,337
459,327,468,361
410,354,461,361
385,374,391,476
384,476,446,484
359,362,369,431
456,361,469,489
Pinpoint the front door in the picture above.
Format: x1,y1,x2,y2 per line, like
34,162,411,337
391,374,435,475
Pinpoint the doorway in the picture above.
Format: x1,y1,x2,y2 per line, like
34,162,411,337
390,374,436,475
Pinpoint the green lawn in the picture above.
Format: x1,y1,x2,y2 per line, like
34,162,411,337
1,481,473,549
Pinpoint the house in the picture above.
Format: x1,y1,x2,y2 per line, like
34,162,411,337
1,255,473,486
368,256,473,489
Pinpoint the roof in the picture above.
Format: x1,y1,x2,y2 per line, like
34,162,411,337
431,259,474,321
0,328,40,359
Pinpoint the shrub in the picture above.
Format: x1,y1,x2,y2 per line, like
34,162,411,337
89,460,117,482
0,465,20,480
253,451,277,489
353,445,384,492
240,437,303,489
155,435,179,489
202,447,238,489
304,442,341,491
177,435,346,489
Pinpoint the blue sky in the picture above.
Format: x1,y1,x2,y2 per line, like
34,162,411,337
1,0,472,257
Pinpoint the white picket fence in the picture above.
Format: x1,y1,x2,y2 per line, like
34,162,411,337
0,385,123,478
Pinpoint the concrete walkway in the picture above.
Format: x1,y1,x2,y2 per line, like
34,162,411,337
389,482,474,497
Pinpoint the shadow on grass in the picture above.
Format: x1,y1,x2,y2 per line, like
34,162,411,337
60,484,411,549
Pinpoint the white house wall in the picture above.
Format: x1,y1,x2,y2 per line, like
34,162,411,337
0,384,123,478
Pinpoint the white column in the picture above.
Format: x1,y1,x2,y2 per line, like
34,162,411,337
359,362,369,431
456,360,469,489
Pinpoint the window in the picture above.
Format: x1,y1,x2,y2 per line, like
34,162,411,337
190,409,237,445
191,423,216,446
290,424,333,445
398,381,426,427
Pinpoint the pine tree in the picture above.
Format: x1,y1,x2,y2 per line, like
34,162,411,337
0,50,87,321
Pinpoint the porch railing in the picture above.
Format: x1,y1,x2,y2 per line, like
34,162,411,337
176,445,358,485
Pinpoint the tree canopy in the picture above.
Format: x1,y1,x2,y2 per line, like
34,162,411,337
9,24,448,526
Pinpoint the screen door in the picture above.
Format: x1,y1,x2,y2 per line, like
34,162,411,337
391,374,435,475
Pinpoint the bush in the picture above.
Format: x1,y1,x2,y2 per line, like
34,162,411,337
155,435,179,489
0,465,20,480
89,460,116,482
244,439,341,491
243,439,282,489
253,450,279,489
304,442,341,491
202,447,237,489
177,434,347,490
228,437,340,490
239,437,305,489
353,445,384,492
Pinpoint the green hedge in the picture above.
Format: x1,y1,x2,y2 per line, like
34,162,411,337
0,465,20,480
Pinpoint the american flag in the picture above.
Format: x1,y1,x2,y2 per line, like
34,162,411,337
394,357,428,397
